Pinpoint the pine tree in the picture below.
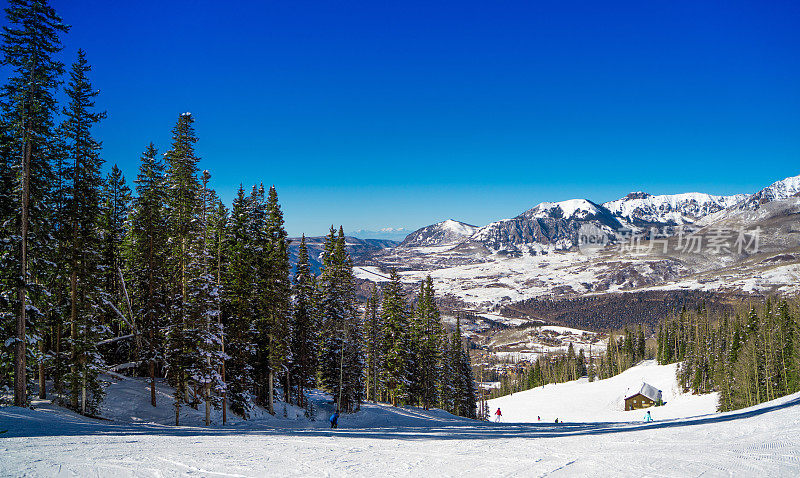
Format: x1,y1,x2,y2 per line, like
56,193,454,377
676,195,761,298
414,276,442,410
164,112,201,425
262,185,291,412
62,49,108,415
451,316,477,418
290,235,317,408
127,143,168,407
99,164,131,338
363,283,382,402
381,268,409,406
184,171,225,426
221,186,256,419
0,0,68,407
317,226,362,412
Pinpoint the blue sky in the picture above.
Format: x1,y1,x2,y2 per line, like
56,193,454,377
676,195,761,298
32,1,800,236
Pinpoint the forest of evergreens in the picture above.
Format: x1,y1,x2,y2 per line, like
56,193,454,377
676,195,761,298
0,0,477,423
658,300,800,412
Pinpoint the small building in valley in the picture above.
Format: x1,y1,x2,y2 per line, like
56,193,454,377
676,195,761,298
624,382,662,411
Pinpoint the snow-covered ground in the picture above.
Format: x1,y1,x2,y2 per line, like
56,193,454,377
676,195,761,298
488,360,718,423
4,362,800,476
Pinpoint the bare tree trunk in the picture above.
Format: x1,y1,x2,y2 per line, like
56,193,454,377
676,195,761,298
38,338,46,399
149,359,156,407
54,321,62,399
14,135,32,407
267,369,274,414
81,366,86,415
70,270,78,410
285,372,290,405
205,393,210,426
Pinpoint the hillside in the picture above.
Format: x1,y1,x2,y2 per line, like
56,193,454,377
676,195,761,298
3,369,800,476
488,360,718,423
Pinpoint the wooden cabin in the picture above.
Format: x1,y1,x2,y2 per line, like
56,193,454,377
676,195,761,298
624,382,662,411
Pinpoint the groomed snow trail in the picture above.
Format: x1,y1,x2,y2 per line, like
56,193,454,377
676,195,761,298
2,392,800,477
487,360,719,423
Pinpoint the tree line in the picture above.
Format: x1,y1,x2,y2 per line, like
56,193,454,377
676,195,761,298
489,325,651,399
0,0,477,423
365,271,477,418
657,300,799,412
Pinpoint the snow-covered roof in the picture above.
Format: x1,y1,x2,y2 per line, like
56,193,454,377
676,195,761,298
625,382,662,402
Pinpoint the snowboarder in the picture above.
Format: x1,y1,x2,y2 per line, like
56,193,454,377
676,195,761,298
329,411,340,429
495,408,502,422
643,410,653,423
537,416,540,421
554,418,559,423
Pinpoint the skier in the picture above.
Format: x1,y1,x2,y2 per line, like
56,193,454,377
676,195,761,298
554,418,559,423
495,408,502,422
643,410,653,423
329,410,340,429
537,416,540,422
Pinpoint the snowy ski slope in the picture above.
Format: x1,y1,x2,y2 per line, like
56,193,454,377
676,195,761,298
1,363,799,476
487,360,719,423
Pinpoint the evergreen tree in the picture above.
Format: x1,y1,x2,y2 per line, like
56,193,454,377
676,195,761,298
163,112,201,425
99,164,131,337
317,226,362,412
0,0,68,407
381,268,409,406
363,283,382,402
221,186,256,418
127,143,168,407
290,235,317,408
261,185,291,412
185,170,225,426
414,276,442,410
451,316,477,418
62,49,108,415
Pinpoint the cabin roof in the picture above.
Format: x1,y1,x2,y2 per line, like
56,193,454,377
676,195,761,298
625,382,662,402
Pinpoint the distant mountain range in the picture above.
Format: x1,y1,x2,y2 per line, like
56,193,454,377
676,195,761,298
345,227,411,241
353,173,800,309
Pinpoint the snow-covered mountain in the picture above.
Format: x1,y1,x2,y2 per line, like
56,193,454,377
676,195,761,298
347,227,411,241
738,174,800,209
471,199,623,253
354,173,800,309
400,219,478,248
290,236,398,274
603,191,747,226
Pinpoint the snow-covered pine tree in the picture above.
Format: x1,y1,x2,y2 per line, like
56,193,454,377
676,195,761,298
99,164,131,342
185,170,225,426
438,323,455,414
381,268,410,406
127,143,168,407
209,197,228,422
0,0,68,407
221,186,256,419
164,112,201,425
62,50,108,415
290,234,317,408
363,283,383,402
451,316,477,418
317,226,363,412
415,276,442,410
317,227,341,404
336,227,363,411
44,126,71,401
264,185,291,410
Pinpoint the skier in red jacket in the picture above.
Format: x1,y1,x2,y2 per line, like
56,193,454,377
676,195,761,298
495,408,502,422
